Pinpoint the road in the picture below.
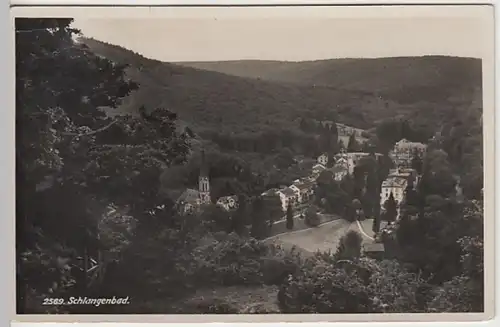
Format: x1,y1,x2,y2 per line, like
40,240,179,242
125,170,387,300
266,218,375,255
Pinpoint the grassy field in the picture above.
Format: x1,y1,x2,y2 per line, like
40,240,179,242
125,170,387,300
267,218,376,255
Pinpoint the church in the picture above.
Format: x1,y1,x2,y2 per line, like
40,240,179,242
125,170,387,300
175,151,212,215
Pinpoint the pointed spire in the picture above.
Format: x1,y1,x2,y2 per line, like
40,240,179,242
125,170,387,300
200,149,209,177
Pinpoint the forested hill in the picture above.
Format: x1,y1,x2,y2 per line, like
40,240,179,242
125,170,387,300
180,56,482,105
79,37,481,136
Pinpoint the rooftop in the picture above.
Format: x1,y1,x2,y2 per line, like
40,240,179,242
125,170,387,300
177,188,200,204
313,163,326,170
363,242,385,253
217,195,237,204
381,177,407,188
293,179,315,190
262,188,279,196
395,138,427,148
280,187,296,197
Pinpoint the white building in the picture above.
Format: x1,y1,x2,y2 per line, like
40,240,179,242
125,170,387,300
289,184,301,202
317,153,329,166
390,138,427,167
334,150,383,174
388,167,419,189
291,178,315,203
380,176,408,206
216,195,238,211
331,164,349,181
312,163,326,176
278,187,298,211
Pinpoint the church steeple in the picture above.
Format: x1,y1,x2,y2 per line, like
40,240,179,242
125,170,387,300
198,150,211,204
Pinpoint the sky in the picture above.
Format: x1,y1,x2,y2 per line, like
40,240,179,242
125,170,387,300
72,16,486,62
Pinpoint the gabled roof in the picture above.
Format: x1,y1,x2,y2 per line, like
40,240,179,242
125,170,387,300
293,179,314,190
363,242,385,253
177,188,200,204
262,188,279,197
395,138,427,148
280,187,296,197
381,177,407,188
313,163,326,170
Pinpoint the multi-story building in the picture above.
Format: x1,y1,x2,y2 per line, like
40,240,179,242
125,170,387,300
388,167,419,189
317,153,328,166
291,178,315,203
390,138,427,167
312,163,327,177
380,176,408,207
278,187,298,211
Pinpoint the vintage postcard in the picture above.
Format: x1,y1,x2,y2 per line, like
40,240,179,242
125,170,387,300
10,3,495,324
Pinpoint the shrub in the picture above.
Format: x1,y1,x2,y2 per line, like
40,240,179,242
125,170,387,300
278,256,430,313
335,231,363,260
305,207,320,227
188,232,302,287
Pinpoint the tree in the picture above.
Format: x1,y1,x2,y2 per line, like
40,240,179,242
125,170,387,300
250,197,274,239
383,193,398,222
418,149,456,198
276,148,295,169
335,230,363,261
231,194,249,235
411,151,423,175
278,256,429,314
286,203,294,230
263,194,284,227
347,132,359,152
201,204,232,232
16,18,140,312
16,18,193,313
305,206,320,227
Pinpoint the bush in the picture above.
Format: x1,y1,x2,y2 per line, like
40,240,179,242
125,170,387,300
335,231,363,260
278,256,430,313
305,207,320,227
278,257,373,313
188,232,302,287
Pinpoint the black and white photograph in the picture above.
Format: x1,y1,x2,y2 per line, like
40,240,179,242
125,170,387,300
14,5,494,319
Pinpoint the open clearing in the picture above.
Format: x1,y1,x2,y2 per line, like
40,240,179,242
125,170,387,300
268,218,376,255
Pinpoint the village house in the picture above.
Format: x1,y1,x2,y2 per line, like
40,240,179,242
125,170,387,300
389,138,427,167
289,184,301,202
380,176,408,207
291,178,315,203
278,187,298,211
388,167,419,189
331,164,349,182
176,189,203,215
312,163,326,176
333,150,383,174
216,195,239,211
317,153,329,166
